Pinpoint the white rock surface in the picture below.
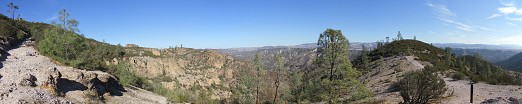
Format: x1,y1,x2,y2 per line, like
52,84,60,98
0,40,167,104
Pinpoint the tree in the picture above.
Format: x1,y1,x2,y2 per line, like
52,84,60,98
385,37,390,44
444,47,453,66
376,40,384,48
7,2,19,19
56,9,80,33
305,29,365,103
288,70,304,103
398,69,447,104
59,9,69,29
272,53,287,104
360,45,370,72
397,31,403,40
67,19,80,32
253,53,266,104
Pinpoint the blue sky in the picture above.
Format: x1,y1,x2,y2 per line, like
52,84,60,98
2,0,522,49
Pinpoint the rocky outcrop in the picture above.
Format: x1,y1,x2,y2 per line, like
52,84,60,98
0,40,166,103
114,48,246,100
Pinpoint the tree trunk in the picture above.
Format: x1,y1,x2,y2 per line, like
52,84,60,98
273,73,279,104
256,86,259,104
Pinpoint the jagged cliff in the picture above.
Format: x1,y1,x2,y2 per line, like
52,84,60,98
109,46,251,100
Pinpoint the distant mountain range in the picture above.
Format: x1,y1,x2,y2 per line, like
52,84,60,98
221,42,522,51
431,43,522,50
219,42,522,63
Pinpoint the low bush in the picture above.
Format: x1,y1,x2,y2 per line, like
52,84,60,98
398,68,447,104
451,71,465,80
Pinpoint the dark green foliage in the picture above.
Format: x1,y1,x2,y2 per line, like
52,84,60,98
456,55,522,85
354,39,452,74
302,29,371,103
354,45,371,73
36,25,124,70
31,10,125,71
0,14,31,44
398,69,447,104
287,70,304,103
451,71,465,80
445,47,453,66
368,40,445,63
106,62,144,87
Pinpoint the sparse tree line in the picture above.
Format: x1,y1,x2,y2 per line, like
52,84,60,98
231,29,371,103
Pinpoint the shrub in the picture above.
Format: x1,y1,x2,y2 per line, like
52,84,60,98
451,71,465,80
398,69,447,104
108,62,144,87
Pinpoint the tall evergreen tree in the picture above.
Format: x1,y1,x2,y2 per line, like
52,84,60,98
272,53,286,104
360,45,370,72
253,53,266,104
397,31,403,40
444,47,453,66
304,29,366,103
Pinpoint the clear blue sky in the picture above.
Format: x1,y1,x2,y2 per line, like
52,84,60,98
2,0,522,48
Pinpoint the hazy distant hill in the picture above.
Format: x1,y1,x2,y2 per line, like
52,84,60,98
497,52,522,72
217,42,370,71
219,42,522,65
452,49,522,63
432,43,522,50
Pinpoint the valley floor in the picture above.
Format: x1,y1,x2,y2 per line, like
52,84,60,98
0,40,167,103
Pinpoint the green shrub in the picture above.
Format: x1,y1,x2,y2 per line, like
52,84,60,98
398,69,447,104
107,62,144,87
456,55,522,85
451,71,465,80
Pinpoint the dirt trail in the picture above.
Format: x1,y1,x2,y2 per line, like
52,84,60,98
364,56,522,104
442,77,522,104
0,40,167,103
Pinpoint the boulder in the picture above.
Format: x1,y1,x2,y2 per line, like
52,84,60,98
18,73,36,87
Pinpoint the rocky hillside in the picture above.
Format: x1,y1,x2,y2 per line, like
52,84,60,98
0,40,166,103
219,47,362,72
497,52,522,72
355,40,522,103
107,46,251,101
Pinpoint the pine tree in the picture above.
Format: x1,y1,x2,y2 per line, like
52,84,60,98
445,47,453,66
273,53,287,104
253,53,266,104
361,45,370,72
397,31,403,40
6,2,19,19
305,29,367,103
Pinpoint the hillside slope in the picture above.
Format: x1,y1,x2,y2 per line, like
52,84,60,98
0,40,166,103
106,46,251,102
356,40,522,103
497,52,522,72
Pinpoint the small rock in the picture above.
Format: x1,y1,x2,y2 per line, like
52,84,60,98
18,73,37,87
508,97,521,104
